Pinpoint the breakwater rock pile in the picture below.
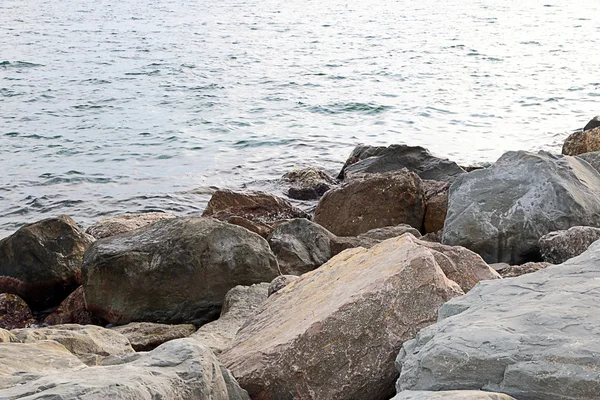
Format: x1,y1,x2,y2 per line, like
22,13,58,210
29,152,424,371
2,118,600,399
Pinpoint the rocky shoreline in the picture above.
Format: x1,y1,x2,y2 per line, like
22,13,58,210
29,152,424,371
2,119,600,399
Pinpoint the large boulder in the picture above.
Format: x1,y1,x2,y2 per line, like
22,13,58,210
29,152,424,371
111,322,196,352
0,216,95,311
391,391,516,400
0,293,35,329
0,339,249,400
220,234,500,400
43,286,103,326
396,241,600,399
192,283,269,354
562,126,600,156
314,170,426,237
539,226,600,264
85,213,175,239
282,167,338,200
82,217,279,325
442,151,600,264
338,144,465,182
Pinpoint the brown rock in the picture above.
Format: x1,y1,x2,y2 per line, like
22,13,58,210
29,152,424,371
423,180,449,234
226,216,274,238
220,235,472,400
267,275,300,296
43,286,103,326
562,126,600,156
85,213,175,239
496,262,553,278
111,322,197,352
314,170,426,237
282,167,338,200
539,225,600,264
0,293,35,330
421,230,443,243
0,328,18,343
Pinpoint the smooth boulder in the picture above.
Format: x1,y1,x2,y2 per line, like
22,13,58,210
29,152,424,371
442,151,600,264
85,213,175,239
82,217,279,325
562,126,600,156
539,226,600,264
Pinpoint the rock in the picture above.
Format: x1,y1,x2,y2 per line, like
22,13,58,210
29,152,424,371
421,230,443,243
12,324,134,365
282,167,338,200
338,144,465,182
202,189,309,224
423,181,449,234
0,339,250,400
0,328,17,343
267,275,300,296
496,262,552,278
111,322,196,352
85,213,175,239
192,283,268,355
583,115,600,131
314,170,426,237
226,216,274,238
395,240,600,399
0,293,35,329
576,151,600,173
391,391,516,400
0,216,94,312
43,286,103,326
562,126,600,156
83,217,279,325
539,226,600,264
357,224,422,241
221,234,478,400
442,151,600,264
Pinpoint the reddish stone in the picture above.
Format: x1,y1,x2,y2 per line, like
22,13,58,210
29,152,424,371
0,293,35,329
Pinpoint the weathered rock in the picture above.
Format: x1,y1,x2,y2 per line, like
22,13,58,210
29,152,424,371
338,144,465,182
111,322,196,352
267,275,300,296
576,151,600,173
0,328,18,343
221,234,476,400
0,293,35,329
539,226,600,264
496,262,552,278
282,167,338,200
83,217,279,325
0,216,95,311
396,240,600,399
330,224,423,256
421,230,443,243
226,216,274,238
192,283,268,355
85,212,175,239
562,126,600,155
202,189,309,223
391,391,516,400
424,192,448,234
43,286,103,326
583,115,600,131
442,151,600,264
315,170,426,237
0,339,250,400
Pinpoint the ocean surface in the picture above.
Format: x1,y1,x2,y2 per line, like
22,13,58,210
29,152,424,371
1,0,599,238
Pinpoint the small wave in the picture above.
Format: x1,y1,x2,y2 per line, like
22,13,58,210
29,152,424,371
0,61,44,69
124,70,160,76
305,102,392,115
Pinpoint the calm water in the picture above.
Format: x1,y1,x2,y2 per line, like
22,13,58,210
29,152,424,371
1,0,599,238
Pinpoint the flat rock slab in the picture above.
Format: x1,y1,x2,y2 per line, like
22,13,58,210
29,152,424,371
391,391,516,400
111,322,197,352
396,241,600,400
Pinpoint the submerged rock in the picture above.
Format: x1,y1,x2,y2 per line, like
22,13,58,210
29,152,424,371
562,126,600,155
539,226,600,264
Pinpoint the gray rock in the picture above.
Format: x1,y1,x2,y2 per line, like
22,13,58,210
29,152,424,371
282,167,338,200
539,226,600,264
583,115,600,131
442,151,600,264
338,144,465,182
496,262,552,278
396,240,600,399
267,275,300,296
82,217,279,326
357,224,421,241
85,213,176,239
111,322,197,352
391,391,516,400
576,151,600,173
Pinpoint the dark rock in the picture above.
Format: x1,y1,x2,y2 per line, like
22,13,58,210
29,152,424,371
111,322,197,352
562,126,600,156
85,213,176,239
423,180,449,234
82,217,279,326
496,262,552,278
282,167,338,200
0,293,35,329
224,216,274,238
583,115,600,131
539,226,600,264
0,216,95,311
267,275,300,296
442,151,600,264
421,230,443,243
338,144,465,182
43,286,104,326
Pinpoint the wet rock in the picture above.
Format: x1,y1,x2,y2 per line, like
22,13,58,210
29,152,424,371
583,115,600,131
0,328,18,343
562,126,600,155
43,286,103,326
0,293,35,330
192,283,268,355
0,216,94,311
496,262,552,278
82,217,279,326
314,170,426,237
111,322,196,352
85,212,176,239
267,275,300,296
539,226,600,264
391,391,516,400
396,240,600,399
282,167,338,200
202,189,309,224
338,144,465,182
442,151,600,264
220,234,492,400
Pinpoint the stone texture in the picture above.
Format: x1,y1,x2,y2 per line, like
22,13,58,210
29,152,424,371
0,328,18,343
192,283,268,355
423,181,449,234
85,212,176,239
496,262,552,278
282,167,338,200
562,126,600,156
220,234,483,400
583,115,600,131
576,151,600,173
314,170,426,237
111,322,196,352
43,286,103,326
0,339,249,400
268,275,300,297
82,217,279,325
396,240,600,400
442,151,600,264
0,293,35,329
421,230,443,243
0,216,94,311
338,144,465,182
226,216,274,238
539,226,600,264
391,391,516,400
